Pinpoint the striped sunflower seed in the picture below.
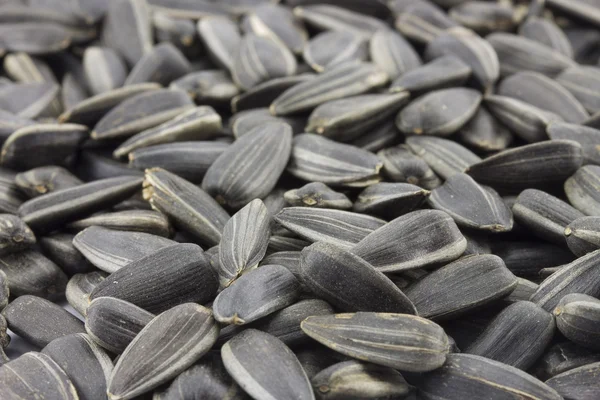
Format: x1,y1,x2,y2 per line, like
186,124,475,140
144,168,230,246
107,303,219,400
42,333,113,400
284,182,352,210
3,52,56,84
394,3,456,45
354,182,430,219
301,312,450,372
377,145,441,189
261,251,302,280
519,16,574,58
548,123,600,166
457,105,513,152
0,250,67,299
0,214,35,256
202,122,292,209
491,240,574,277
2,295,85,348
390,55,471,95
293,4,388,38
565,165,600,216
545,361,600,400
170,70,240,106
222,329,315,400
556,66,600,114
565,216,600,256
113,106,222,158
83,47,128,95
0,81,60,119
15,166,82,198
369,28,421,81
352,209,467,273
0,23,71,55
534,342,600,380
231,74,315,113
303,31,368,72
287,133,383,187
300,241,417,314
65,271,107,317
545,0,600,29
405,254,517,320
449,1,519,34
554,293,600,350
428,173,513,232
125,42,191,87
85,297,153,354
67,209,170,237
406,136,481,180
196,16,241,73
229,107,304,138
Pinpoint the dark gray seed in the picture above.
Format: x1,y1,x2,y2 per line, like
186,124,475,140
2,295,84,348
352,210,467,273
565,216,600,256
59,83,161,126
449,1,518,34
396,88,481,137
487,32,576,77
429,173,513,232
466,140,584,194
302,312,449,372
102,0,153,67
0,250,67,299
284,182,352,210
545,361,600,400
354,182,429,219
202,122,292,209
530,249,600,311
288,133,383,187
565,27,600,65
125,42,191,87
83,46,128,95
90,243,218,313
425,26,499,91
306,92,410,142
406,136,481,181
65,271,107,317
513,188,585,245
18,175,142,233
229,107,304,138
293,4,388,38
0,81,60,119
242,3,308,54
67,210,171,237
417,353,562,400
565,165,600,216
458,105,513,152
295,345,347,381
85,297,154,354
92,88,194,140
369,29,421,81
0,22,71,55
108,303,218,400
218,199,270,288
504,278,539,304
0,214,35,256
394,5,449,45
554,293,600,350
492,240,575,277
197,16,241,73
304,30,367,73
0,352,78,400
231,74,315,113
222,329,314,400
287,0,392,20
170,70,240,106
75,151,144,181
153,11,199,57
557,66,600,114
0,110,35,145
268,235,310,253
148,0,232,19
465,301,555,370
214,264,300,325
154,352,247,400
300,242,417,314
349,120,398,153
42,333,113,400
261,251,301,278
0,168,23,214
0,4,89,28
1,123,88,170
15,166,82,198
143,168,229,246
520,16,574,58
113,106,222,158
405,254,517,320
311,360,412,400
129,141,228,183
275,207,385,249
390,55,471,95
534,342,600,381
271,62,388,116
377,145,441,189
546,0,600,29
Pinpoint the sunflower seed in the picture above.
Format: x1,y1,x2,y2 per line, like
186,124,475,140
457,105,513,152
565,216,600,256
416,354,562,400
405,254,517,319
492,240,575,277
108,303,218,400
65,271,107,316
152,11,199,57
306,92,409,142
0,214,35,256
284,182,352,210
197,16,241,73
520,16,574,58
293,4,388,38
231,74,314,113
129,141,228,183
261,251,302,277
229,107,302,138
271,62,388,116
545,361,600,400
267,235,310,253
513,188,585,245
406,136,481,181
202,122,292,209
302,312,449,372
125,42,191,87
83,46,128,95
113,106,222,158
0,250,67,299
0,352,78,400
534,342,600,380
0,3,89,27
67,210,170,237
390,55,471,95
429,173,513,232
395,1,457,44
449,1,519,34
530,249,600,311
0,22,71,55
565,165,600,216
354,182,429,219
377,145,440,189
92,88,194,140
554,293,600,350
545,0,600,29
303,31,368,73
466,140,584,194
2,295,85,348
556,66,600,114
0,81,60,119
170,70,239,106
90,243,218,313
349,120,399,153
0,270,8,311
15,166,82,198
85,296,154,354
369,29,421,81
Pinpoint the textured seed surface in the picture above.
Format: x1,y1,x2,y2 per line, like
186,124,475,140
565,216,600,256
565,165,600,216
545,361,600,400
554,293,600,350
406,136,481,180
390,55,471,94
284,182,352,210
15,166,82,198
354,182,430,219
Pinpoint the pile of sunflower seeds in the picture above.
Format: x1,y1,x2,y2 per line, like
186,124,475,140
2,0,600,398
